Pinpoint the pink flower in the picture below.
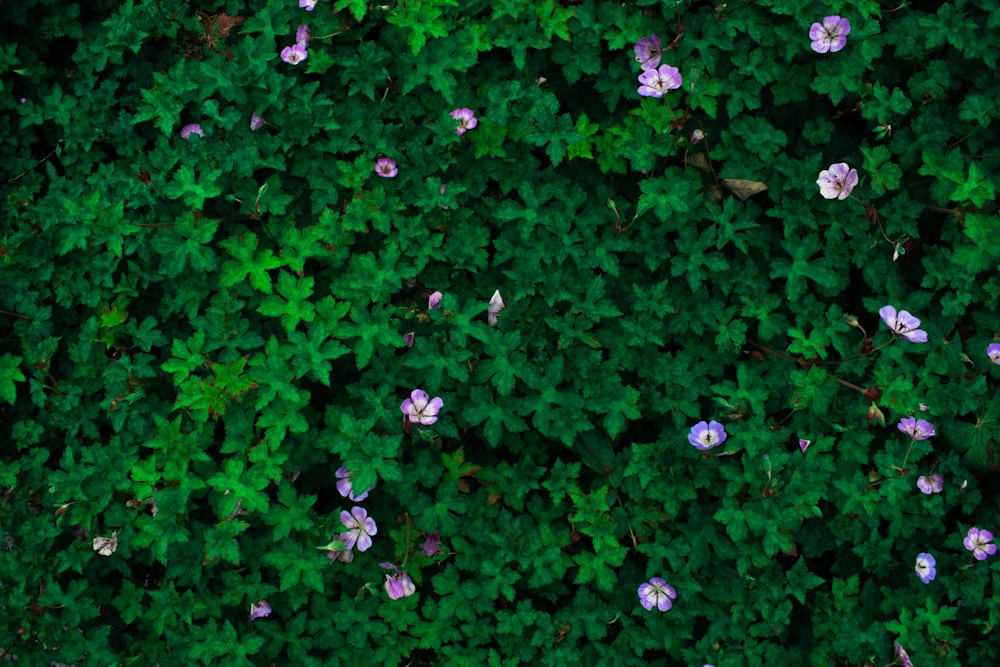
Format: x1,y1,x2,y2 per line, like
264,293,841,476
988,343,1000,365
488,289,505,327
450,108,478,135
380,563,416,599
335,466,373,502
300,0,317,10
249,600,271,619
402,331,415,348
421,530,442,556
401,389,444,425
898,416,936,441
375,157,398,178
816,162,858,199
809,16,851,53
799,438,811,453
180,124,204,140
964,527,997,560
280,44,308,65
916,474,943,494
638,577,676,611
879,306,928,343
428,291,443,309
295,24,311,49
339,506,377,552
637,64,682,98
250,113,264,131
634,34,662,70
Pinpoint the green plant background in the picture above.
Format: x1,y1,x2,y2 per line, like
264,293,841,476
1,0,999,664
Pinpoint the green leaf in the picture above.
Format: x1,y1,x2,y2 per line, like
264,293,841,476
219,233,283,293
0,354,24,404
257,271,316,331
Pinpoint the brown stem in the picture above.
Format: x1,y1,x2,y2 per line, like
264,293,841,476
0,309,31,320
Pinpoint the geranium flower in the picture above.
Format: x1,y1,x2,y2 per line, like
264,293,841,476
688,420,727,451
634,34,662,70
450,108,478,135
988,343,1000,365
375,157,398,178
916,474,942,494
180,124,204,140
914,553,936,584
421,530,442,556
879,305,928,343
799,438,811,453
380,563,417,599
488,289,505,327
296,24,311,49
339,506,377,552
809,16,851,53
964,527,997,561
638,577,676,611
300,0,317,10
894,643,914,667
335,466,373,502
401,389,444,425
250,600,272,619
816,162,858,199
898,416,935,441
250,113,264,131
637,64,682,97
92,532,118,556
280,44,308,65
402,331,415,348
428,291,443,309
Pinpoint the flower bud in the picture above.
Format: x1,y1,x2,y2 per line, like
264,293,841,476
866,402,885,426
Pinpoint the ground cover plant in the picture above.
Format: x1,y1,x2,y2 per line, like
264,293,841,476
2,0,999,664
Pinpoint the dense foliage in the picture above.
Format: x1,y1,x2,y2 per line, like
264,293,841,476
2,0,999,664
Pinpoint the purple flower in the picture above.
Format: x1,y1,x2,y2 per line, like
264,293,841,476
914,553,936,584
690,129,705,143
898,416,936,441
428,291,443,309
335,466,373,502
250,113,264,131
439,183,450,210
916,474,943,494
450,108,478,135
879,306,928,343
488,289,505,327
401,389,444,425
300,0,317,10
250,600,271,619
637,64,682,98
375,157,398,178
280,44,308,65
421,530,442,556
326,547,354,563
180,124,204,140
634,34,662,70
688,420,727,451
894,643,914,667
380,562,417,599
402,331,415,348
637,577,676,611
339,506,377,552
964,527,997,561
988,343,1000,365
799,438,811,453
295,24,310,48
809,16,851,53
816,162,858,199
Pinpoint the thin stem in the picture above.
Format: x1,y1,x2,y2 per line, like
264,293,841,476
0,309,31,320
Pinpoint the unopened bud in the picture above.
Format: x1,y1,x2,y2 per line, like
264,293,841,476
866,402,885,426
844,314,859,327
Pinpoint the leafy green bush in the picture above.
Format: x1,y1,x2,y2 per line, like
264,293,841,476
2,0,998,664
